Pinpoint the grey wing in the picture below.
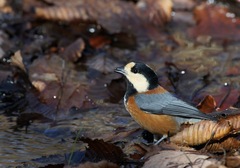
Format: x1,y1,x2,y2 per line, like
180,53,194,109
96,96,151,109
135,92,215,120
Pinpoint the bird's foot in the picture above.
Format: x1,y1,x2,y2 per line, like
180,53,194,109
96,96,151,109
154,134,168,145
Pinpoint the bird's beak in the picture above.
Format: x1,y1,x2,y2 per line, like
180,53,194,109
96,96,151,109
115,66,126,75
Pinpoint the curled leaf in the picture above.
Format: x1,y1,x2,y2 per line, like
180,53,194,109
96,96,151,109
223,114,240,132
34,0,172,41
171,120,231,146
197,95,216,113
137,0,173,26
34,6,82,21
205,137,240,153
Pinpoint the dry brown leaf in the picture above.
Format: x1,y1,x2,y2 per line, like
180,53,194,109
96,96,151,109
143,150,216,168
188,3,240,41
136,0,173,26
126,143,147,160
88,35,111,49
222,114,240,132
61,38,85,62
31,80,46,92
226,156,240,168
213,87,240,111
10,50,26,72
28,55,96,114
171,120,231,146
34,0,172,41
205,137,240,153
197,95,216,113
79,138,126,164
39,81,91,111
86,54,121,74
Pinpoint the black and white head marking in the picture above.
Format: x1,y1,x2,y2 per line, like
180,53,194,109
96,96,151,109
122,62,159,93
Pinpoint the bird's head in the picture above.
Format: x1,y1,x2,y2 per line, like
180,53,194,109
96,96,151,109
115,62,159,93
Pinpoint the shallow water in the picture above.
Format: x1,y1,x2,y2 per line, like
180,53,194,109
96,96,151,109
0,105,137,167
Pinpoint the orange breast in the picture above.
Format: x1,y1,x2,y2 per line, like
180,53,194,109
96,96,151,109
126,95,180,135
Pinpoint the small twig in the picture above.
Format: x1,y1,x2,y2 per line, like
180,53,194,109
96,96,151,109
219,147,227,165
54,59,68,117
182,152,193,168
202,130,216,152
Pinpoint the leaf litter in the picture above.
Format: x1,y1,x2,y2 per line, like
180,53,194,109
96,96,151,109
0,0,240,167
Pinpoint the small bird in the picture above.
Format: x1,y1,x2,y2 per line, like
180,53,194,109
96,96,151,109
115,62,216,144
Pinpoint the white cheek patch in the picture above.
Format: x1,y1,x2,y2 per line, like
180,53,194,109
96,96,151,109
127,73,149,93
124,63,149,93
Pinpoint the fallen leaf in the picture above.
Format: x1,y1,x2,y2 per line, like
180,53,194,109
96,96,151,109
74,160,119,168
143,150,215,168
188,3,240,41
86,53,121,74
10,50,26,72
29,55,96,113
226,155,240,168
222,114,240,132
194,86,240,112
127,143,147,160
197,95,216,113
34,0,172,41
205,137,240,153
136,0,173,26
32,80,46,92
61,38,85,62
87,73,124,103
211,86,239,111
171,120,231,146
79,138,126,164
39,81,91,111
88,35,111,49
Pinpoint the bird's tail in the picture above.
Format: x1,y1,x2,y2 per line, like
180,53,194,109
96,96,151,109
207,108,240,120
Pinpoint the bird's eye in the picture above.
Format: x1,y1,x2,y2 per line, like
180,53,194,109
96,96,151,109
132,67,138,74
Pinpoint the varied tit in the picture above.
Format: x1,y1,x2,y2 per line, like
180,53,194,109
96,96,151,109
115,62,216,143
